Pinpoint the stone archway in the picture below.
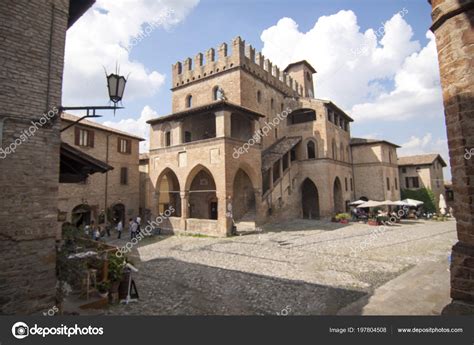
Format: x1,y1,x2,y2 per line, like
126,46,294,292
71,204,91,228
110,203,125,225
232,168,256,221
187,167,217,219
157,168,181,217
301,178,320,219
333,177,344,214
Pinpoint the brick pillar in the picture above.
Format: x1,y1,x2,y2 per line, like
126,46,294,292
429,0,474,314
180,191,189,232
215,110,231,138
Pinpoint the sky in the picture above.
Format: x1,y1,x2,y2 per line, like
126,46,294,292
62,0,450,179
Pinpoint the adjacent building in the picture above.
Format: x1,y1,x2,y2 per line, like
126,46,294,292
398,153,447,206
350,138,401,202
59,113,143,228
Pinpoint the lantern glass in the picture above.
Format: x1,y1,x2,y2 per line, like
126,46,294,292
107,73,127,104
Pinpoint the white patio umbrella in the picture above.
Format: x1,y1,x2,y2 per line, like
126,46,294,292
356,200,384,208
391,200,410,206
401,198,424,207
349,200,366,206
439,194,447,215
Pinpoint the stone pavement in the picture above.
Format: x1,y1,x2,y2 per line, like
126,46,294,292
106,219,457,315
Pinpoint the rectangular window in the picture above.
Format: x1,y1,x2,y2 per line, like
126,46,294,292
282,153,289,172
165,132,171,147
184,131,192,143
118,138,131,154
405,177,409,188
386,177,390,191
262,169,271,194
290,148,296,162
345,178,348,192
350,178,353,191
395,177,398,190
272,160,281,183
402,167,406,173
75,128,94,147
120,167,128,185
412,177,420,188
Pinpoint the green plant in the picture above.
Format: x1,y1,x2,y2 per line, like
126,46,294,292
108,254,126,282
335,213,350,221
401,188,436,213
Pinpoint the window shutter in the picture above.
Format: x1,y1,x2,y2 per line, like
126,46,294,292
117,137,121,152
88,130,94,147
75,127,80,146
127,139,131,154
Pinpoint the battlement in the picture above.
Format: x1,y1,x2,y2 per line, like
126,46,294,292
172,36,302,97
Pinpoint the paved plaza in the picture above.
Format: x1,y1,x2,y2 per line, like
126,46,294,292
107,219,457,315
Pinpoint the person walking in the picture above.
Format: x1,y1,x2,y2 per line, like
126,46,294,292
129,218,138,240
116,220,123,239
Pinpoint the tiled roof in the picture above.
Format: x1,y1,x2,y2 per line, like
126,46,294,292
61,112,145,141
398,154,447,167
350,137,401,148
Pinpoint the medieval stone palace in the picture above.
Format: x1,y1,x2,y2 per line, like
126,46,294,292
144,36,404,236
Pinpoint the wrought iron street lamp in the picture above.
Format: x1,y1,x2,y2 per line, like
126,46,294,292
60,71,127,132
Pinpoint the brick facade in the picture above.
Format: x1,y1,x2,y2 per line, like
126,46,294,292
0,0,69,314
146,37,406,236
429,0,474,314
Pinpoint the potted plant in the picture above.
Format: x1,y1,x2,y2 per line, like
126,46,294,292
335,213,350,224
367,218,378,226
97,281,110,298
107,254,125,294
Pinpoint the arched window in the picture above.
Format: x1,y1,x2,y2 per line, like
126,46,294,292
257,90,261,103
307,141,316,159
186,94,193,108
212,86,219,101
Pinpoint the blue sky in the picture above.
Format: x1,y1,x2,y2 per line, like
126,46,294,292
63,0,450,178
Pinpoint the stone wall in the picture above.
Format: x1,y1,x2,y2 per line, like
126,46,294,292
0,0,69,314
429,0,474,313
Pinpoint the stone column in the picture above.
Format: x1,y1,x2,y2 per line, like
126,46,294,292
215,110,232,138
180,191,189,232
429,0,474,314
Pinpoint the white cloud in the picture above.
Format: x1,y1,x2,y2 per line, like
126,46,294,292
398,133,448,159
103,105,158,152
261,11,421,110
63,0,199,105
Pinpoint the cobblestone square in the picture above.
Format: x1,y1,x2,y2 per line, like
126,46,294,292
107,219,457,315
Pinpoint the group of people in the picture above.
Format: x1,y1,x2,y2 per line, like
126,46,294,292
84,221,108,241
83,216,142,241
114,216,141,240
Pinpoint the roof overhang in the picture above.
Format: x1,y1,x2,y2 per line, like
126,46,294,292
147,100,266,125
68,0,95,29
60,142,113,183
